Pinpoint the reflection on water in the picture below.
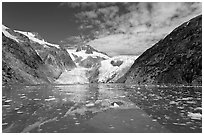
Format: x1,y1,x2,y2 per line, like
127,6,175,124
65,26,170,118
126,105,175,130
2,84,202,133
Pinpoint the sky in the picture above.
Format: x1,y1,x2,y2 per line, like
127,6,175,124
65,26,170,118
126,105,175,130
2,2,202,56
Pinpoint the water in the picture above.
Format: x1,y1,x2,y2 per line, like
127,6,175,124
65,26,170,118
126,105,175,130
2,84,202,133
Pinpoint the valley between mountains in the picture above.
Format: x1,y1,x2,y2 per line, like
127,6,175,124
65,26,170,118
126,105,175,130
2,15,202,86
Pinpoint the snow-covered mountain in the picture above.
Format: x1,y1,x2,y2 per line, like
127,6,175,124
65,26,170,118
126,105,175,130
15,30,60,48
67,45,110,67
54,43,138,84
2,25,76,84
2,25,60,49
2,24,139,84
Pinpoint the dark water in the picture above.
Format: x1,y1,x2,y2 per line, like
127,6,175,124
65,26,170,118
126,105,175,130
2,84,202,133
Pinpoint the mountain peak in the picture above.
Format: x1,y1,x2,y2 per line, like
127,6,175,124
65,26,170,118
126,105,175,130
2,25,60,49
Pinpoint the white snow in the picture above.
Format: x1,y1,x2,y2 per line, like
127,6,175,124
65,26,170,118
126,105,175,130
15,30,60,48
98,55,138,82
2,25,60,48
2,25,19,42
67,49,110,61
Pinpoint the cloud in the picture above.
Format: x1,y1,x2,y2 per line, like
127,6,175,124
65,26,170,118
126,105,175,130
60,2,202,56
76,10,98,19
59,2,116,10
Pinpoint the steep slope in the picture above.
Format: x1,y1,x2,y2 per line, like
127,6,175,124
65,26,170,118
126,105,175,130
2,33,50,84
14,30,60,48
120,15,202,85
54,44,138,84
2,25,76,85
54,45,110,84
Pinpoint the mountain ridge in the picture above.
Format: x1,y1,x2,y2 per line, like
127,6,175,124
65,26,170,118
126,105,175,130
2,15,201,85
118,15,202,86
2,25,76,85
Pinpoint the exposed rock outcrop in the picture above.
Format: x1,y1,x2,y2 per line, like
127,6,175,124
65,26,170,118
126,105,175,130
120,15,202,85
2,34,50,84
2,25,76,85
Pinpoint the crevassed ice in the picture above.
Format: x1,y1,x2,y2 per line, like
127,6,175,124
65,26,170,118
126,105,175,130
98,55,138,82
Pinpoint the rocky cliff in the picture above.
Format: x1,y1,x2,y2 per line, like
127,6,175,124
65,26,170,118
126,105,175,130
2,25,76,85
119,15,202,86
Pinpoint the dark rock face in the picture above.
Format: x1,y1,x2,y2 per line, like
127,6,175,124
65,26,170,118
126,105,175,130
75,44,109,56
122,15,202,85
2,34,50,84
79,56,104,68
39,47,76,79
2,27,76,85
76,45,93,54
76,45,99,54
87,65,100,83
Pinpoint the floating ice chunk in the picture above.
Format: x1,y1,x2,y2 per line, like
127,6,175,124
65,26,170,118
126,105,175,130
20,96,26,99
169,101,179,105
109,126,115,129
2,123,8,126
75,122,80,125
177,106,184,109
194,107,202,110
45,98,56,101
180,97,193,100
17,111,23,114
186,101,196,104
14,107,20,110
33,98,41,101
4,100,12,103
173,123,186,126
188,112,202,120
3,105,10,107
110,102,120,108
95,100,102,104
86,103,95,107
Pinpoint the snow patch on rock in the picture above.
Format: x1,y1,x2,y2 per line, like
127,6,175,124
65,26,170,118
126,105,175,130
67,49,110,61
15,30,60,48
2,25,19,42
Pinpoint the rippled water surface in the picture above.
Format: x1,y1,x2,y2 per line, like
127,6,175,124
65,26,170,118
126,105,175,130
2,84,202,133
